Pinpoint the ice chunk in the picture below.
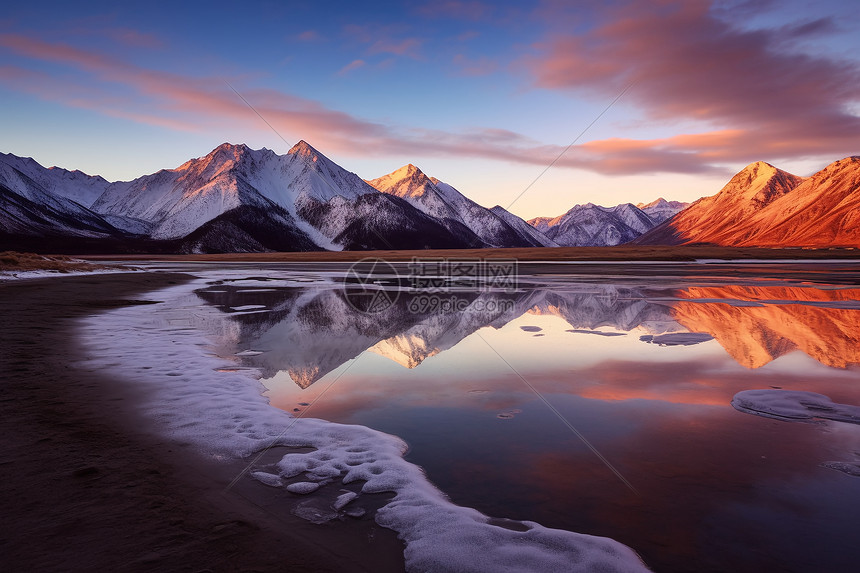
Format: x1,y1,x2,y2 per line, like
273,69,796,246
287,481,321,494
567,329,626,337
250,471,283,487
333,491,359,510
293,498,339,524
640,332,714,346
732,389,860,424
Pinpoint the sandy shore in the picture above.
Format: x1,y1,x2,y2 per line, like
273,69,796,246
0,273,405,572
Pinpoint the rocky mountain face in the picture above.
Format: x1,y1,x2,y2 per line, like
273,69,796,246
367,164,554,248
632,159,860,247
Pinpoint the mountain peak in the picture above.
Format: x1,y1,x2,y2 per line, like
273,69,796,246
289,139,320,157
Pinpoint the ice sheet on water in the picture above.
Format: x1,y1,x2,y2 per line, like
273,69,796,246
77,273,651,573
732,389,860,424
640,332,714,346
229,305,268,311
567,329,626,337
821,461,860,477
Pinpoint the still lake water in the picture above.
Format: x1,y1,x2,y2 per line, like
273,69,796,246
164,261,860,572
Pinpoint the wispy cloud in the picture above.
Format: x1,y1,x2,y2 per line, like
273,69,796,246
296,30,321,42
343,24,423,60
4,23,852,179
0,32,711,174
524,0,860,172
338,59,366,75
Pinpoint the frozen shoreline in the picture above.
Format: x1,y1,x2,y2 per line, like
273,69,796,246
77,271,650,572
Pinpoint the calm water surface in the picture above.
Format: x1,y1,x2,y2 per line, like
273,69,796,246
176,262,860,572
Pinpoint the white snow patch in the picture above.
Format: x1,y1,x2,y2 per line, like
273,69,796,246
76,275,650,573
0,267,139,282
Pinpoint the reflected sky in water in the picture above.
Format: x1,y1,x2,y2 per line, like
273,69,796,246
189,263,860,572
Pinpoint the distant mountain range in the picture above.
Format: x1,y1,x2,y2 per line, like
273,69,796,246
1,141,857,252
527,199,687,247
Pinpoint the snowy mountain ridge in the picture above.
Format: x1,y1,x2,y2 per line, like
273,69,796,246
1,141,557,252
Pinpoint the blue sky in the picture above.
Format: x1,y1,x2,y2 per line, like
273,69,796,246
1,0,858,219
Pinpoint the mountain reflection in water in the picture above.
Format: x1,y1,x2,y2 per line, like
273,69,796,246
189,268,860,573
195,280,860,387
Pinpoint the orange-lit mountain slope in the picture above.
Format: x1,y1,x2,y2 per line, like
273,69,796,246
636,156,860,247
635,161,804,245
672,285,860,368
733,157,860,247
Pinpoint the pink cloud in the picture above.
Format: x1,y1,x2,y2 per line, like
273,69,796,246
296,30,320,42
337,59,366,75
525,0,860,172
3,30,843,178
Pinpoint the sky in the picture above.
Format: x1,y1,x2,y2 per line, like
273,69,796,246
1,0,858,219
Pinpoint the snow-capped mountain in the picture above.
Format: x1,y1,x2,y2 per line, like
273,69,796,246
489,205,558,247
4,141,857,253
0,152,111,208
367,164,554,248
635,160,816,246
89,141,480,251
636,198,689,224
0,153,120,241
528,202,658,246
93,141,363,245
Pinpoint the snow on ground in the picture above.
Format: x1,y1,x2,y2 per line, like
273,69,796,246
76,273,650,572
0,267,138,282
